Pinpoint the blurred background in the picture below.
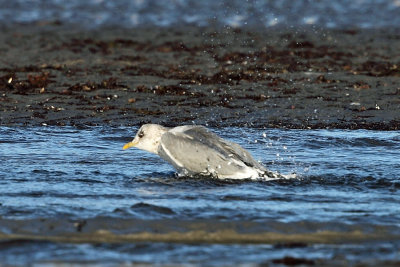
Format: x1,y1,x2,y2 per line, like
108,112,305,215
1,0,400,29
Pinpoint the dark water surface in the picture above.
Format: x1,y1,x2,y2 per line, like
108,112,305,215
0,126,399,265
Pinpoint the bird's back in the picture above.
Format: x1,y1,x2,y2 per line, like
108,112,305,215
158,125,266,179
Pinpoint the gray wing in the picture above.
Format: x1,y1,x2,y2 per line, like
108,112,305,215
159,126,265,173
223,139,266,170
185,126,264,167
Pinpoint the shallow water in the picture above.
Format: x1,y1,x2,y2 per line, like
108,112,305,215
0,126,399,265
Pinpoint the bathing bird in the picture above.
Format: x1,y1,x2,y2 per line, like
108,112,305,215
123,124,278,179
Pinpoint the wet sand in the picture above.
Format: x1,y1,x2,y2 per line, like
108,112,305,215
1,217,399,266
0,217,398,244
0,24,399,129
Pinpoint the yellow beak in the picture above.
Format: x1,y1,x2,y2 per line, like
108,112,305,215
122,140,138,150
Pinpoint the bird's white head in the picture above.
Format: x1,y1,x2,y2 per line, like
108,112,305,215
123,124,168,154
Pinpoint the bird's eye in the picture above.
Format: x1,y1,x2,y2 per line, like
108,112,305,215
138,131,144,138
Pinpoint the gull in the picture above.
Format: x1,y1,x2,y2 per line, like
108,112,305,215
123,124,279,179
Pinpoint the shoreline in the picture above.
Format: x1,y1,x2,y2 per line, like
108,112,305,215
1,24,399,129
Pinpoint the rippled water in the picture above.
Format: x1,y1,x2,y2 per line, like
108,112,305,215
0,126,399,265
